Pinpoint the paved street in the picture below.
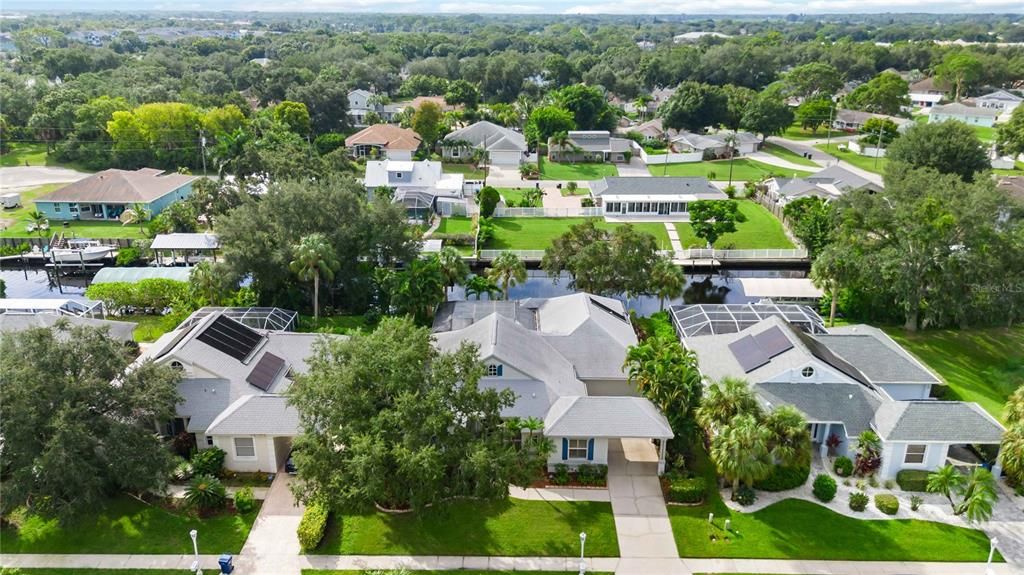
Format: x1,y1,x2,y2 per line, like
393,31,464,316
0,166,90,192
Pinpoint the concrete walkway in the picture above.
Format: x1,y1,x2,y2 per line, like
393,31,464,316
664,222,684,253
234,470,305,575
607,439,680,565
618,156,653,177
748,150,823,173
509,485,610,502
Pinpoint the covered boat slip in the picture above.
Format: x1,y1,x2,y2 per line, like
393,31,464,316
149,233,220,266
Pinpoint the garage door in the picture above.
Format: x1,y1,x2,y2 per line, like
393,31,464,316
490,151,523,166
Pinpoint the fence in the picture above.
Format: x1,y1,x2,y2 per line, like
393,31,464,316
478,249,547,261
675,248,809,261
492,207,605,218
846,140,887,158
637,147,704,165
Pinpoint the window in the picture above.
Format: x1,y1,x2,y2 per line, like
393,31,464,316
206,436,214,447
395,172,404,179
905,444,926,464
170,360,184,372
234,437,256,459
486,364,503,377
451,148,460,158
54,205,62,212
802,366,815,378
568,438,588,459
70,205,79,212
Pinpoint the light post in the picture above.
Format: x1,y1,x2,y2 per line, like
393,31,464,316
189,529,199,574
986,537,999,575
578,531,587,575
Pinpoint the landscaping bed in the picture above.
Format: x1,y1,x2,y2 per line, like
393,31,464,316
543,463,608,488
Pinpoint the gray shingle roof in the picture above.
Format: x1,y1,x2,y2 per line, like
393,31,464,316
444,121,527,152
544,396,672,438
806,165,873,191
756,382,881,437
590,177,725,199
205,395,299,436
873,401,1004,443
815,330,941,385
38,168,197,204
931,103,1000,118
0,314,136,342
568,131,611,152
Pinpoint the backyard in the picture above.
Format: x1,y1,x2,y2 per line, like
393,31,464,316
1,495,260,554
484,217,671,250
442,163,487,180
762,143,819,167
647,158,813,181
781,124,844,141
109,315,179,343
674,201,794,249
311,498,619,556
0,184,147,240
885,327,1024,421
813,143,886,175
539,157,619,180
435,216,475,235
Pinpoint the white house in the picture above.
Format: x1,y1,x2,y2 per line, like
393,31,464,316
363,160,467,218
590,176,727,221
832,109,912,133
442,121,528,166
908,77,949,109
671,130,761,157
928,103,1000,128
764,165,882,207
975,89,1022,113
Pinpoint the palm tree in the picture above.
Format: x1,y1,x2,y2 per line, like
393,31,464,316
464,274,501,300
1005,386,1024,425
623,336,703,439
391,257,446,321
437,246,469,294
927,464,966,510
696,377,761,433
999,423,1024,488
955,468,998,523
487,252,527,300
551,131,571,163
24,210,47,237
810,248,855,327
189,260,220,305
763,405,811,468
650,257,685,310
289,233,340,323
711,413,773,500
125,202,151,233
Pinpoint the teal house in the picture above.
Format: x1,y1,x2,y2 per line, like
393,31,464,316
34,168,198,221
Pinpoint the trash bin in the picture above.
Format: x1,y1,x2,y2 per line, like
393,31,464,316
218,553,234,574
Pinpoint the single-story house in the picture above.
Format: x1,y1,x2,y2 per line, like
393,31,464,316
135,308,338,473
345,124,422,161
928,103,1000,128
432,294,673,473
764,165,881,206
0,313,136,342
908,77,949,108
626,118,669,141
674,308,1006,479
974,89,1022,113
591,176,727,220
548,131,632,164
363,160,466,218
442,121,528,166
671,130,761,158
832,109,912,133
34,168,197,222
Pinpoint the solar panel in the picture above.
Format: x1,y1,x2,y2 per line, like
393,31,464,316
753,326,794,358
246,352,286,391
196,315,264,361
728,335,770,373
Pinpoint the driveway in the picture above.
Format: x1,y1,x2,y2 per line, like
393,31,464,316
237,470,305,575
617,157,652,178
0,166,91,192
607,439,680,559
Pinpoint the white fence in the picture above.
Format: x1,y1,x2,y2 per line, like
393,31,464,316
637,146,703,165
675,248,809,261
478,249,547,261
492,207,605,218
847,140,887,158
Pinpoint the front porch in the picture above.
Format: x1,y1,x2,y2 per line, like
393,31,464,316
76,202,127,221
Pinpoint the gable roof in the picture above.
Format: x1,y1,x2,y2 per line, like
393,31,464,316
977,89,1022,103
909,77,950,94
0,313,136,342
756,382,881,437
931,103,1000,118
834,109,911,126
205,395,299,436
815,325,941,385
591,177,725,201
806,165,875,191
345,124,422,151
873,401,1004,443
545,396,673,438
38,168,197,204
444,121,527,152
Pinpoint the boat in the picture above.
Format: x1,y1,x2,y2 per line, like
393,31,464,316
49,239,115,263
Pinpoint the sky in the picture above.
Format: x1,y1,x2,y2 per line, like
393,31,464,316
9,0,1024,14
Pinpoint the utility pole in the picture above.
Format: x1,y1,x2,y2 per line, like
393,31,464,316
199,130,207,176
825,105,835,163
873,123,883,171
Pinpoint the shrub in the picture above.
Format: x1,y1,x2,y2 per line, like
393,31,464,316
297,502,329,552
896,469,930,492
172,460,194,482
430,232,475,246
812,474,837,502
577,463,607,486
735,485,757,506
910,495,923,511
115,247,141,266
875,493,899,515
479,186,500,217
667,476,706,504
185,474,227,511
868,475,879,488
833,456,853,477
724,185,736,199
190,447,226,477
552,463,570,485
234,486,256,514
754,464,809,491
884,480,894,490
849,491,868,512
581,197,595,207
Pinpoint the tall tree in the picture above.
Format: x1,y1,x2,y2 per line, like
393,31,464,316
542,220,662,297
624,336,703,441
711,413,773,500
783,196,835,259
810,244,859,327
488,251,527,300
380,256,446,323
794,97,835,134
689,200,746,248
740,93,794,141
464,274,501,300
844,72,909,116
0,323,181,521
762,405,811,468
935,52,982,101
412,100,444,148
552,84,618,132
290,233,340,322
524,105,576,147
650,257,685,310
996,105,1024,158
783,62,843,100
658,81,727,133
437,246,470,293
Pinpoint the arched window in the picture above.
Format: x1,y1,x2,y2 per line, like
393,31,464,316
801,366,815,378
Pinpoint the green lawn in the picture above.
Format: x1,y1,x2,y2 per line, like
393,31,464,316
674,201,794,249
1,496,260,554
814,143,887,175
442,163,487,180
312,498,619,556
539,158,618,180
303,572,613,575
486,217,670,250
971,123,996,143
108,315,179,343
885,327,1024,422
993,161,1024,176
762,143,819,167
5,570,185,575
298,314,373,335
781,124,844,141
436,216,475,235
0,183,147,239
496,187,538,206
648,158,813,181
0,143,91,171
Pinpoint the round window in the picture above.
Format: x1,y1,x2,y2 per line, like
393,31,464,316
170,361,185,371
801,366,815,378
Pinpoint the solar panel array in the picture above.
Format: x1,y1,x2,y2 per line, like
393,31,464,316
727,326,795,373
196,315,264,361
753,326,794,357
246,352,286,391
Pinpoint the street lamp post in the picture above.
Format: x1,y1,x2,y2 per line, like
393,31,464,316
578,531,587,575
986,537,999,575
190,529,199,574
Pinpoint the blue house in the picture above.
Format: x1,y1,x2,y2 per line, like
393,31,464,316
34,168,198,222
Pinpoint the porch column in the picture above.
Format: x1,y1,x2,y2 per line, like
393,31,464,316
657,439,667,475
992,446,1003,479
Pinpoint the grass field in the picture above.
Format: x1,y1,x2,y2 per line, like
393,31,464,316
442,163,487,180
108,315,179,343
1,496,260,554
781,124,844,141
485,217,671,250
497,187,539,206
303,572,613,575
0,143,91,171
311,499,619,556
885,327,1024,422
539,158,618,180
0,184,147,239
648,158,813,181
436,216,475,235
298,314,373,335
763,143,819,167
674,201,794,249
814,143,887,175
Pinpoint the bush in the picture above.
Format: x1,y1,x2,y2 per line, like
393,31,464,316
875,493,899,515
172,460,194,482
185,474,227,511
910,495,923,511
868,475,878,488
577,463,607,486
735,485,757,506
430,232,475,246
234,486,256,514
896,469,930,492
552,463,570,485
833,456,853,477
754,464,809,491
190,447,226,477
812,474,837,502
849,491,869,512
115,247,142,266
479,186,500,217
297,502,329,552
581,197,595,207
313,133,347,155
667,475,706,503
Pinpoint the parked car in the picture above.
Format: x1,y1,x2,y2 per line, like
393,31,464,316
285,450,297,474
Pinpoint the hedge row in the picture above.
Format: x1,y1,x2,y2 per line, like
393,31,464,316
753,464,810,492
297,502,330,552
896,469,930,492
666,475,706,503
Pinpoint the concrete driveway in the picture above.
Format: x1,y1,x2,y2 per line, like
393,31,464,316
237,470,305,575
617,157,652,177
0,166,90,192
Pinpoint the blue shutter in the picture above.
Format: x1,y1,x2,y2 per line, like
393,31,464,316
587,438,594,461
497,364,503,376
561,438,568,460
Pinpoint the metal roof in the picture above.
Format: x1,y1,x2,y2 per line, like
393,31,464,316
182,307,298,332
92,266,193,284
737,278,823,299
670,302,827,338
150,233,220,251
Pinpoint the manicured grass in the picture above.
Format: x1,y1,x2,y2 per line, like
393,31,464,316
442,163,487,180
971,123,996,143
884,327,1024,422
436,216,475,235
0,184,148,239
561,185,590,197
298,314,373,335
0,143,91,171
303,572,613,575
648,158,813,181
762,143,819,167
485,217,670,250
497,187,538,206
781,124,844,141
1,495,260,554
993,161,1024,176
539,157,618,180
674,201,794,249
312,498,619,556
108,315,178,343
814,143,887,175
